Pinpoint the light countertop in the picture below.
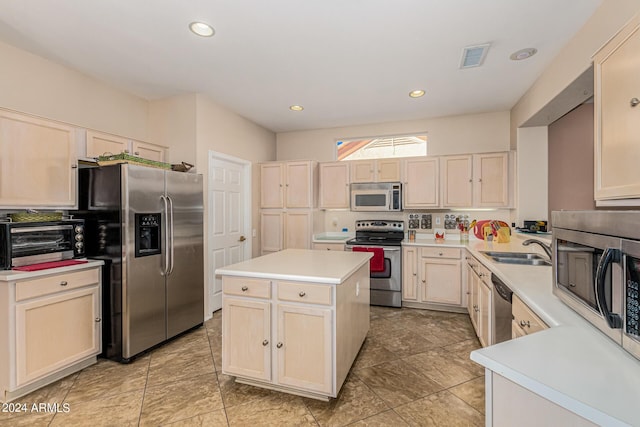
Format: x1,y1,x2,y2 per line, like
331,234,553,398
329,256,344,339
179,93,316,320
215,248,372,284
0,259,105,281
312,232,353,243
405,237,640,426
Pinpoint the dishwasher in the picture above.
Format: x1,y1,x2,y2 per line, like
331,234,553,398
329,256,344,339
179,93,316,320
491,274,513,344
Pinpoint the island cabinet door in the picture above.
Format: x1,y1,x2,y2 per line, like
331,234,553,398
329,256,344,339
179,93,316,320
222,298,271,381
275,304,332,395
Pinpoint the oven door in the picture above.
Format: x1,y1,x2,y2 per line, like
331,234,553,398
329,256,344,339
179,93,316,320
621,239,640,360
553,227,623,343
351,189,391,212
9,225,76,267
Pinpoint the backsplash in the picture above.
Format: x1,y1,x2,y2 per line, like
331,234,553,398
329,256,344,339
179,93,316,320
323,209,513,238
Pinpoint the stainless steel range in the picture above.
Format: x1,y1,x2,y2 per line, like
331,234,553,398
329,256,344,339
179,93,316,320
345,220,403,307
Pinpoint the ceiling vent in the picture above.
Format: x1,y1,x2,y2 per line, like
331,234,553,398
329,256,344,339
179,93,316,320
460,43,491,69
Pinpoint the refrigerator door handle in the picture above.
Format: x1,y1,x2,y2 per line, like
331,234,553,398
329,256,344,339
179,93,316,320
167,195,175,275
161,195,170,276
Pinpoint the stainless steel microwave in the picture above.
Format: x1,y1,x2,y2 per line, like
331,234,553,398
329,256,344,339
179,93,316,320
350,182,402,212
552,210,640,361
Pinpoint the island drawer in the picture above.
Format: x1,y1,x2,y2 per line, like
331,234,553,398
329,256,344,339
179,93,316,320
420,247,461,259
15,268,100,302
223,277,271,299
277,281,332,305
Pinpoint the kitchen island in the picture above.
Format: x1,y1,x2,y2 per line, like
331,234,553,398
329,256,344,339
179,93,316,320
215,248,372,401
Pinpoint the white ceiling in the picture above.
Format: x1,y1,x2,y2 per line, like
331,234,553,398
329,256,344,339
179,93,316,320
0,0,602,133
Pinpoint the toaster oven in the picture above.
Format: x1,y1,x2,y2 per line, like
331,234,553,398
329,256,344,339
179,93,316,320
0,219,85,269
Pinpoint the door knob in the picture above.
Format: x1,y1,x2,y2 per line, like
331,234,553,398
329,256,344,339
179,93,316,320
238,236,246,242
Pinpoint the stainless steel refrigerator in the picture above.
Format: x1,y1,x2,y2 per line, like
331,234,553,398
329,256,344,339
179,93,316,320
76,163,204,362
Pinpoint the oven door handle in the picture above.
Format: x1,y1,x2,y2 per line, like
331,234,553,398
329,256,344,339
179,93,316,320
595,247,622,329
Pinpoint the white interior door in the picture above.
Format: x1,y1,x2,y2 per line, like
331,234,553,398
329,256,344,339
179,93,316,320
209,152,251,313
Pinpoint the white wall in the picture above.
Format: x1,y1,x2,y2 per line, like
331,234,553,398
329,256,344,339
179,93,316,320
148,94,197,165
277,111,510,161
0,40,149,140
516,127,548,226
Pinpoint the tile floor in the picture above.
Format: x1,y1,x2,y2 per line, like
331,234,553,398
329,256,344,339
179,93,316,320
0,306,485,426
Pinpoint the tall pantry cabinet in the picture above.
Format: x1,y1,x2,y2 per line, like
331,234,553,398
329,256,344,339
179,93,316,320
260,161,323,255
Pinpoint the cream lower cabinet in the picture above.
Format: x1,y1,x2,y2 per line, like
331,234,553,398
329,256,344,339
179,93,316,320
466,253,492,347
402,246,464,312
0,109,78,209
312,243,345,251
221,265,369,400
0,265,102,402
512,294,549,338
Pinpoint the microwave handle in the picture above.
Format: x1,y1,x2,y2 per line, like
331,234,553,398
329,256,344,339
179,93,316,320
595,247,622,329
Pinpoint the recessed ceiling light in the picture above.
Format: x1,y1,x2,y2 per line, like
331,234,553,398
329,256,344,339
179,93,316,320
189,21,215,37
289,105,304,111
510,48,538,61
409,90,425,98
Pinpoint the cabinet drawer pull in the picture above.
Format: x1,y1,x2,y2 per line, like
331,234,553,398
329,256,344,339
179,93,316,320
95,317,102,322
262,339,269,346
241,286,248,292
421,279,426,283
438,252,443,256
299,291,306,297
519,320,531,328
631,97,639,107
134,151,140,155
276,342,283,348
60,281,68,286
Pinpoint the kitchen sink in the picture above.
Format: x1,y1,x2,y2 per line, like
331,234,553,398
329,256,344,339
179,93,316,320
481,251,551,266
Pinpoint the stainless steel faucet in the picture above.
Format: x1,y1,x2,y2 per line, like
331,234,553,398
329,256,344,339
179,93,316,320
522,239,552,259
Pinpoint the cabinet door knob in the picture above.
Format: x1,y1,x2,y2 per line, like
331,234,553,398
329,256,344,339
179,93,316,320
520,320,531,328
95,317,102,322
299,291,306,297
276,342,283,348
241,286,248,292
71,164,78,169
438,252,443,256
421,279,426,283
631,97,639,107
60,281,68,286
262,339,269,346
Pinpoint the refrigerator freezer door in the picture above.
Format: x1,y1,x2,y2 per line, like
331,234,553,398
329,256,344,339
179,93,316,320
123,165,167,358
166,170,204,338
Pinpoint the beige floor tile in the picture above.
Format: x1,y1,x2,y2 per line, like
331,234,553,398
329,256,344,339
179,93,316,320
49,389,144,427
449,377,486,415
354,359,443,407
348,409,409,426
225,393,318,426
366,316,406,338
351,336,399,370
64,355,149,404
304,375,388,426
163,409,228,426
0,372,77,424
0,411,55,426
394,390,483,427
372,328,438,358
208,334,223,373
152,327,211,357
146,346,215,387
443,338,482,355
403,347,484,388
218,373,276,408
139,372,223,426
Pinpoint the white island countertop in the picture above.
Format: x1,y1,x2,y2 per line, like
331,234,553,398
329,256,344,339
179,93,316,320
215,248,372,284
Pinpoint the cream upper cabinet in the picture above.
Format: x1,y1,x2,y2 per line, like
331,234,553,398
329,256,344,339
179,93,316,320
0,110,78,209
131,140,165,162
441,155,473,207
594,14,640,203
442,153,510,208
403,157,439,208
85,130,167,162
473,152,509,207
319,162,350,209
260,161,317,209
261,163,285,208
349,159,401,183
86,130,129,157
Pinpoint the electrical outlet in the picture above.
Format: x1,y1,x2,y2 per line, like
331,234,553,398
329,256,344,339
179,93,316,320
435,216,441,225
252,229,256,238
